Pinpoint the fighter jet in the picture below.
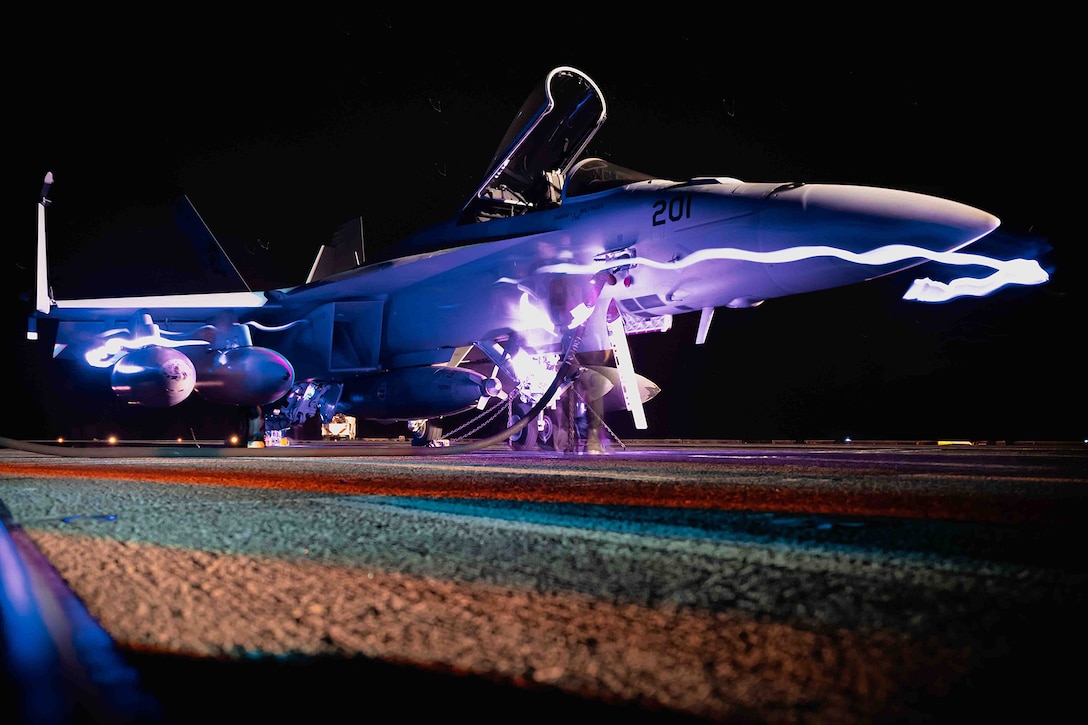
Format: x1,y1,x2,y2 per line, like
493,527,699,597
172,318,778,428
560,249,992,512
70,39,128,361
27,66,1042,451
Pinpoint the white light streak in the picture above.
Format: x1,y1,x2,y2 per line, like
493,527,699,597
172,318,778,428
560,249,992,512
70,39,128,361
85,333,208,368
243,319,304,332
902,258,1050,302
538,244,1049,303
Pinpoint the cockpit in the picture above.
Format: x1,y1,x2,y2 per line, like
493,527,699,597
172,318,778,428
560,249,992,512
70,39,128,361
562,158,655,199
465,158,655,222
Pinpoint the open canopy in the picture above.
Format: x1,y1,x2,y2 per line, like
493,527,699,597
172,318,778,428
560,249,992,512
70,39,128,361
460,66,607,223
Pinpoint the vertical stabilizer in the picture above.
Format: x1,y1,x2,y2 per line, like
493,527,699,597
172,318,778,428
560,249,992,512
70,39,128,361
307,216,365,283
35,172,54,317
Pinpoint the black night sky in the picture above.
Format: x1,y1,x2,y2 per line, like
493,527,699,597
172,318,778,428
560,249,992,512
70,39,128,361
9,12,1080,443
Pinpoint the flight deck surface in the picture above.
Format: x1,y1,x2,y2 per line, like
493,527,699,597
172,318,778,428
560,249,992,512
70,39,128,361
2,439,1085,724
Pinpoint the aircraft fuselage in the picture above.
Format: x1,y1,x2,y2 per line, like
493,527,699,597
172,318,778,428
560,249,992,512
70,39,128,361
270,175,999,377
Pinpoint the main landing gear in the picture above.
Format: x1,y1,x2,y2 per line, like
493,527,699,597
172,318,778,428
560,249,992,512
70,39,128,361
408,419,449,447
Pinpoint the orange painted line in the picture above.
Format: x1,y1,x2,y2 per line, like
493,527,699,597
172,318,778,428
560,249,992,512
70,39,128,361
0,462,1077,525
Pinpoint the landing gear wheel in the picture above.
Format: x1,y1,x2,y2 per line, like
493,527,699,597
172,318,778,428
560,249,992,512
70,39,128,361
409,419,444,447
508,401,538,450
537,412,554,448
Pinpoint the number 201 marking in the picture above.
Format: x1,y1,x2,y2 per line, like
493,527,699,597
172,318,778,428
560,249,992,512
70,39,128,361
652,195,692,226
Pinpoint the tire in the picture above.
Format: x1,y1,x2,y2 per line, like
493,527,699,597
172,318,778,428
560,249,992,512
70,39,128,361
537,411,554,448
508,402,538,450
411,420,444,447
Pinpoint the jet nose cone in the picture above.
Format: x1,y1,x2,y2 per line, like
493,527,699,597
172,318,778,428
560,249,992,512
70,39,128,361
755,183,1004,296
789,184,1000,250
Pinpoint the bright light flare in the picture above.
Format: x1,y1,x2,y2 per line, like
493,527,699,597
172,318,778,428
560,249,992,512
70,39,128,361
567,302,595,328
515,292,555,330
507,349,561,401
506,350,537,386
